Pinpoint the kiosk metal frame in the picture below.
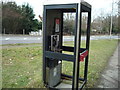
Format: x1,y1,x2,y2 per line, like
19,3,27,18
43,1,91,89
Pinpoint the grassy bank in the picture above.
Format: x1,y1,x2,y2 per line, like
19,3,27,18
2,39,118,88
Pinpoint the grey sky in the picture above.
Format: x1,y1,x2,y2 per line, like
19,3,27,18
3,0,118,20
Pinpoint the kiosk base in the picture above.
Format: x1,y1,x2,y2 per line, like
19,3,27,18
49,79,86,90
56,83,72,89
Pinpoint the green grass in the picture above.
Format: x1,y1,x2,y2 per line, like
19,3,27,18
0,47,2,89
1,43,41,46
2,46,43,88
2,39,118,88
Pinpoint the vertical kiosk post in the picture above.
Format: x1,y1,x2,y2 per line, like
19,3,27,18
72,2,82,89
43,6,47,84
84,11,91,81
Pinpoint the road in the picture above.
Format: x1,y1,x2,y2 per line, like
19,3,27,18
0,35,119,45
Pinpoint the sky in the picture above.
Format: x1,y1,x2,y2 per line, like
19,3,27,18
3,0,118,20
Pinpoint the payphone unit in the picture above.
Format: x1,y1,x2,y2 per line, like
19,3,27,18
43,0,91,89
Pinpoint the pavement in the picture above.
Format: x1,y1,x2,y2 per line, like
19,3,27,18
97,42,120,89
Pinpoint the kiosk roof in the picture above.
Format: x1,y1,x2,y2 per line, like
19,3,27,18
43,0,91,8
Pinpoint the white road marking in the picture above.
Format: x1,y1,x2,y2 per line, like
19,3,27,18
24,38,27,40
5,38,10,40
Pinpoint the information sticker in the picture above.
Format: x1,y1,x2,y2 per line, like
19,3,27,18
55,18,60,32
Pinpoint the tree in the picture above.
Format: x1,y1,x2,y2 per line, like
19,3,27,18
2,2,23,34
81,15,88,35
21,3,36,34
38,21,42,30
91,14,119,35
118,1,120,33
2,1,40,34
63,13,75,35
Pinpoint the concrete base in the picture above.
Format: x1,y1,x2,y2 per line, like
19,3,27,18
56,83,72,89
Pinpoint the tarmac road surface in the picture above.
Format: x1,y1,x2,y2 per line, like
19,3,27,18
0,35,119,45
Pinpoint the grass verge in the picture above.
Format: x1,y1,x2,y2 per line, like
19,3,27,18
2,39,118,88
1,43,41,46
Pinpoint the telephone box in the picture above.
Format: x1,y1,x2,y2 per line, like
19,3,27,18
43,0,91,89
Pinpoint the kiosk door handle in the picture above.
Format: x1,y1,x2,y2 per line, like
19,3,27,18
80,50,88,62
